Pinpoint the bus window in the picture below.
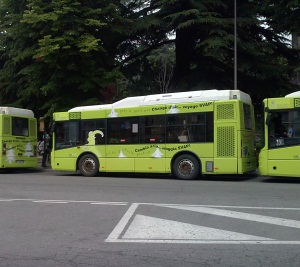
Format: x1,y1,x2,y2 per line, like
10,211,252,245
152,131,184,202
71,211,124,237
243,103,252,130
166,112,213,143
12,117,29,136
268,110,300,148
107,117,139,144
140,115,165,143
55,121,79,149
81,119,105,145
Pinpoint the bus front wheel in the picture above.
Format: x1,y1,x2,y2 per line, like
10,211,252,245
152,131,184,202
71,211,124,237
79,154,99,177
173,154,200,180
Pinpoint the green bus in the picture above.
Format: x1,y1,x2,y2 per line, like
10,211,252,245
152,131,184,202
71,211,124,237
51,89,257,179
259,91,300,177
0,107,38,169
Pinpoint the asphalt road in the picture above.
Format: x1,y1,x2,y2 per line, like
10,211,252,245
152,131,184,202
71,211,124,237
1,168,300,267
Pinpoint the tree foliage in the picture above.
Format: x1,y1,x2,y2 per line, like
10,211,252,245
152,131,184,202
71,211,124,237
153,0,299,102
147,45,175,93
0,0,299,118
0,0,126,117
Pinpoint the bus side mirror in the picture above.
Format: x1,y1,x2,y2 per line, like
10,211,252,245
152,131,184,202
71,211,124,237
266,113,272,126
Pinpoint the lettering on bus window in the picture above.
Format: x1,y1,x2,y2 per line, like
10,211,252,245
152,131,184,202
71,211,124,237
12,117,29,137
268,110,300,148
107,117,139,144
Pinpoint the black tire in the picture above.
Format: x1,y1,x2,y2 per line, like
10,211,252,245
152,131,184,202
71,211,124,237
172,154,200,180
78,154,99,177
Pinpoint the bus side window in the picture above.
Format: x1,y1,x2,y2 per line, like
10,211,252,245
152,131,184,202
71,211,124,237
95,133,105,145
81,119,105,145
107,117,139,144
167,129,178,143
140,115,165,143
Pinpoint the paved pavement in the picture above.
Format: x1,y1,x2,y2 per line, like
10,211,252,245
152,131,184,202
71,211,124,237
38,155,51,169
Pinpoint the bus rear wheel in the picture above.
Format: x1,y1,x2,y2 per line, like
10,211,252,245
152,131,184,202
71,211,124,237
173,154,200,180
79,154,99,177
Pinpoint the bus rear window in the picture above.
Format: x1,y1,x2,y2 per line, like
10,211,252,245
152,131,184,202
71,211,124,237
12,117,29,136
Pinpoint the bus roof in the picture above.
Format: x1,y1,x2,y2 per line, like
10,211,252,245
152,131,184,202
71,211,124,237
285,91,300,98
0,107,34,118
69,89,252,112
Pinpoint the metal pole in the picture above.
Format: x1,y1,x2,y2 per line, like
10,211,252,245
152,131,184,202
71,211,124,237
234,0,237,90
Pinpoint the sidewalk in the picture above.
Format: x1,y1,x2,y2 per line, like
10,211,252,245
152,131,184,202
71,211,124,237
38,155,51,169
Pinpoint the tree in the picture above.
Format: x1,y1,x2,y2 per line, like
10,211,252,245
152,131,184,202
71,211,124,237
262,0,300,87
21,0,124,116
147,45,175,93
0,0,299,117
152,0,299,102
262,0,300,35
0,0,127,117
0,0,34,107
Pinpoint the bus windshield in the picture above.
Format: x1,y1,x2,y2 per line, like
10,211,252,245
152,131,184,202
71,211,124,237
267,110,300,148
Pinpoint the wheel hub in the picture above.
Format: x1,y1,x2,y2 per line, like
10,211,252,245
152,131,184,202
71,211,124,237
83,158,95,173
178,159,194,176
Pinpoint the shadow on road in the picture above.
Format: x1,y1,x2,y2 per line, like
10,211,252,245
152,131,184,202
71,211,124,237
7,168,293,184
53,171,259,182
261,177,300,184
58,172,174,180
0,168,42,174
201,173,258,182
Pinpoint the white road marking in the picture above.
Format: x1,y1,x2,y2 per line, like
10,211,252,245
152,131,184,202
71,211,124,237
0,198,37,201
33,200,69,204
106,203,139,242
2,198,300,244
122,214,274,241
90,202,127,205
155,204,300,229
106,203,300,244
140,203,300,211
0,198,127,205
107,239,300,244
